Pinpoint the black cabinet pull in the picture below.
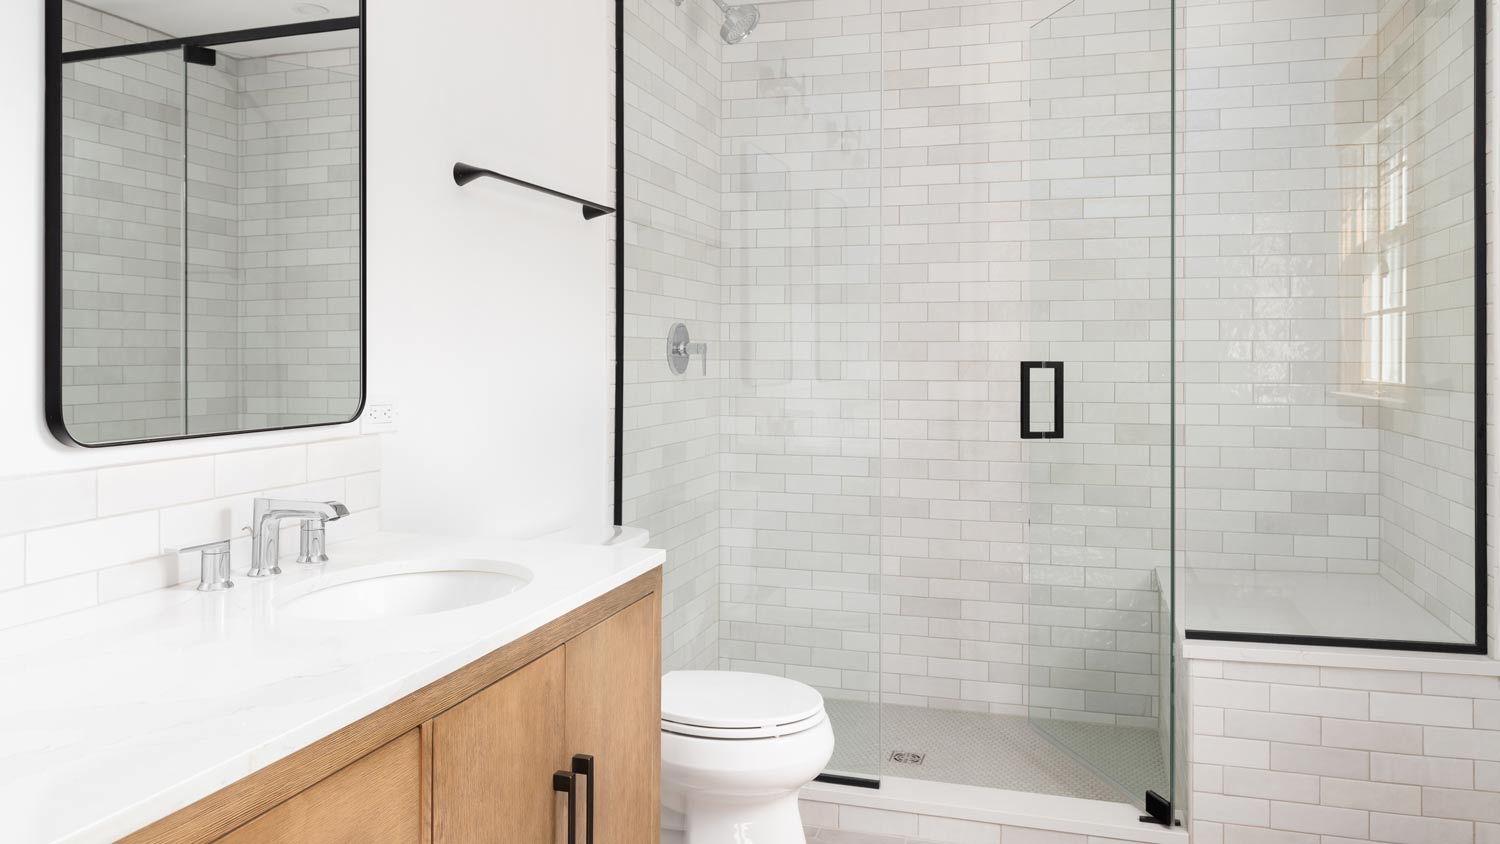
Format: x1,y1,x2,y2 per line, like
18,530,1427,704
1020,361,1065,439
553,770,577,844
572,754,595,844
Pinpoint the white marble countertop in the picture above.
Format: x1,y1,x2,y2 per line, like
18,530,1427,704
0,532,665,844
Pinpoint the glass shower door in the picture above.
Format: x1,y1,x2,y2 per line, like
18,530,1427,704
1023,0,1175,814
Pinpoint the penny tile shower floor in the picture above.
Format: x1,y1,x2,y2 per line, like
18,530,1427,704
822,700,1167,806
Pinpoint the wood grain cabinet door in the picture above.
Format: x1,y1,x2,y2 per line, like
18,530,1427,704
433,648,567,844
213,729,424,844
564,595,662,844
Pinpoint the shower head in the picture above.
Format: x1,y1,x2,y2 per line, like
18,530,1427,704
718,2,760,44
674,0,761,45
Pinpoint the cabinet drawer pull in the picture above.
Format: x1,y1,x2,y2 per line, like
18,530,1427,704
553,770,577,844
572,754,595,844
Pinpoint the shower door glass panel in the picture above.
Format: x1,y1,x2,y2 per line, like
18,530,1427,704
1024,0,1175,809
619,0,884,783
1176,0,1480,649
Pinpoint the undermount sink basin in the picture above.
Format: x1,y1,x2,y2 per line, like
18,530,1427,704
280,561,532,621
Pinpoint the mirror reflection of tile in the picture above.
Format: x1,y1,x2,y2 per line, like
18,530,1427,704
59,0,361,444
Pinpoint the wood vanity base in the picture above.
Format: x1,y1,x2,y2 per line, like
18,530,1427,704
122,568,662,844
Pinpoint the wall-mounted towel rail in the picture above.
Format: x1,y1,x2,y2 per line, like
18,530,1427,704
453,162,615,220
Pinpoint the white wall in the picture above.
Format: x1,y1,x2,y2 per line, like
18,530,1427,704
367,0,611,540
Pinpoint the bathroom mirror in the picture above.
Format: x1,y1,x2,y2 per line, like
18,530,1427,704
45,0,364,446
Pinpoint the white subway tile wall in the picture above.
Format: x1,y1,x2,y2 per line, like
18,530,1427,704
61,4,188,442
1371,0,1479,639
622,0,1181,722
232,48,362,430
717,0,884,703
622,0,725,672
1176,0,1480,643
0,436,382,629
1024,0,1173,728
1189,658,1500,843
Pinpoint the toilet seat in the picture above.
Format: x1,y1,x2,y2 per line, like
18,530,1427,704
661,670,827,740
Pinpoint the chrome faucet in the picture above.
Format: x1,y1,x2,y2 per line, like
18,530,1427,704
249,498,350,578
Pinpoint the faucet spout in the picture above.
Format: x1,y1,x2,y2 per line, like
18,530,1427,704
249,498,349,577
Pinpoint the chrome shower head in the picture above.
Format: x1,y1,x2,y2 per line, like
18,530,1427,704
674,0,761,45
718,3,760,44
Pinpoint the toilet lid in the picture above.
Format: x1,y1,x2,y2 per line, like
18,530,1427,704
662,671,825,731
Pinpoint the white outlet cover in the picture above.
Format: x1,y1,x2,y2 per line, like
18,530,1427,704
360,399,399,434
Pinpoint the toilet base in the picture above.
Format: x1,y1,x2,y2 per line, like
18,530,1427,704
663,792,806,844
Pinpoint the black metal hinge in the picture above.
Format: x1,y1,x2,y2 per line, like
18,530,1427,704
1140,790,1176,827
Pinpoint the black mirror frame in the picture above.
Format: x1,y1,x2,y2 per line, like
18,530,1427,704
43,0,367,447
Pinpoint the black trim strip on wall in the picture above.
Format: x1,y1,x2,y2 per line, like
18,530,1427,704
613,0,625,526
1185,630,1488,655
1472,0,1488,655
45,8,367,448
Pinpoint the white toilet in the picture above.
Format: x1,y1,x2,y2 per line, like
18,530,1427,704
660,670,834,844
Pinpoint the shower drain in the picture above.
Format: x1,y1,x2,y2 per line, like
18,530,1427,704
888,750,925,766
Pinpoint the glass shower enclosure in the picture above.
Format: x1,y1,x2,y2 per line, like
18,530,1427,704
620,0,1482,820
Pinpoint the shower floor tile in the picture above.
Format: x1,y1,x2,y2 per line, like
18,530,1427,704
822,700,1167,807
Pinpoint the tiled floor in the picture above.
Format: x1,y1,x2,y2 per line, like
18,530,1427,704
823,700,1167,806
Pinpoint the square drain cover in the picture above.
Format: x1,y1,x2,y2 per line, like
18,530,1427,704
888,750,925,765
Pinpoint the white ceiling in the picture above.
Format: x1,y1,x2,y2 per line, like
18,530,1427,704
79,0,360,57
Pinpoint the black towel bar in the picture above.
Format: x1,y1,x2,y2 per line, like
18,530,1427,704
453,162,615,220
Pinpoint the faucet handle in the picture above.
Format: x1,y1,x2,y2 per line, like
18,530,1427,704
178,540,234,592
297,519,331,564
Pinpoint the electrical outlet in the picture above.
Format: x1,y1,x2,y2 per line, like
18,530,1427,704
361,400,399,433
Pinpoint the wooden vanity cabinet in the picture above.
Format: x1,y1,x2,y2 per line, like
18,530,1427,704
433,649,567,844
432,593,661,844
213,730,425,844
563,594,661,844
123,570,661,844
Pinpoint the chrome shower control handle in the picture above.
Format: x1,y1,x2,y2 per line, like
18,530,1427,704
667,323,708,375
672,323,711,376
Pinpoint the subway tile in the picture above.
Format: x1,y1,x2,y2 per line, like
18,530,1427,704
307,437,382,480
837,806,919,838
214,445,307,496
0,574,97,631
0,471,97,535
97,457,216,517
1319,777,1421,815
25,512,159,582
1268,802,1367,838
1371,692,1473,728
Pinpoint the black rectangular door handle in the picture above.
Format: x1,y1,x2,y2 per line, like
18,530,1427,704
554,770,577,844
1020,361,1064,439
572,754,595,844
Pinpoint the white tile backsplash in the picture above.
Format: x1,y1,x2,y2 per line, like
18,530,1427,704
96,456,216,516
0,435,380,629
